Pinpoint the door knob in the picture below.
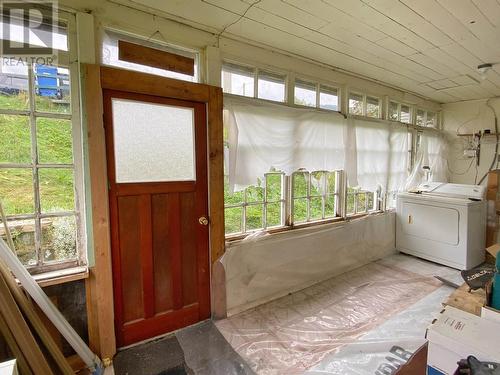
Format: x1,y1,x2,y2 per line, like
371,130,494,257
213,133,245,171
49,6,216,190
199,216,209,226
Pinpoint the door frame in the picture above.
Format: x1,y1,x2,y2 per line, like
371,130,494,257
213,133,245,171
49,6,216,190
82,64,224,361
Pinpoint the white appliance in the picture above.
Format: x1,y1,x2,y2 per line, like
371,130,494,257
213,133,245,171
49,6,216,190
396,182,486,270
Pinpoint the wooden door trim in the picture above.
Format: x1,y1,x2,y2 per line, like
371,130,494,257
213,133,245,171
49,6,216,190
83,64,224,360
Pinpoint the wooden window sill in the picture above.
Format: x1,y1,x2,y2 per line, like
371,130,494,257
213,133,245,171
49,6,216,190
31,266,89,287
225,211,385,243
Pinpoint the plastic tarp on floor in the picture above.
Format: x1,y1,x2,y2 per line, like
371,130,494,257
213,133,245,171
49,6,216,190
216,254,460,375
222,212,396,315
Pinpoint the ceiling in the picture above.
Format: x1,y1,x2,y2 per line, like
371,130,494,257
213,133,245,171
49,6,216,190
126,0,500,103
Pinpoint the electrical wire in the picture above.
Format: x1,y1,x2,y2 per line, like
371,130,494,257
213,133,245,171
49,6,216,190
477,97,499,184
447,156,476,176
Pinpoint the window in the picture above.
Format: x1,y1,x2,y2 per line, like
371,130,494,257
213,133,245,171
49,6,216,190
400,104,411,124
291,170,340,224
222,63,255,97
389,101,399,121
102,30,199,82
294,79,340,111
224,173,285,235
366,96,381,118
0,13,84,273
426,112,437,128
348,93,364,115
348,92,381,118
258,71,286,102
222,62,286,103
416,109,425,126
319,85,339,111
294,79,317,107
389,101,413,124
346,188,377,215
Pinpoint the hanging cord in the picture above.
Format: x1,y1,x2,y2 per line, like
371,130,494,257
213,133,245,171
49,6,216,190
477,97,499,185
448,156,476,176
213,0,262,47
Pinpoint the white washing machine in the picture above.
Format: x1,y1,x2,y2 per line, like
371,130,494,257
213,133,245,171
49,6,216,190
396,182,486,270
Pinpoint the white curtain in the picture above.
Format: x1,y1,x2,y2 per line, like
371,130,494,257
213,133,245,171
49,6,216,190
225,98,347,191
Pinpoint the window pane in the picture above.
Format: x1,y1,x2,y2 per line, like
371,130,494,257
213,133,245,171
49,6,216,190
112,98,195,183
294,80,316,107
358,193,367,213
346,193,355,215
258,71,285,102
39,168,74,212
310,171,324,197
325,194,336,218
367,192,375,211
426,112,436,128
225,207,242,234
2,218,36,266
0,168,33,215
310,197,323,220
292,172,308,198
266,202,282,228
42,216,77,262
0,66,29,110
348,93,363,115
103,30,198,82
319,86,338,111
366,96,380,118
266,173,282,201
0,115,31,163
400,105,411,123
326,172,336,194
37,118,73,164
416,109,425,126
34,65,71,114
246,185,264,203
222,63,254,97
293,198,307,223
246,204,263,231
389,101,399,121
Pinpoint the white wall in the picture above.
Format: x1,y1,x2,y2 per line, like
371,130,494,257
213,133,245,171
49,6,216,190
223,212,396,315
442,98,500,185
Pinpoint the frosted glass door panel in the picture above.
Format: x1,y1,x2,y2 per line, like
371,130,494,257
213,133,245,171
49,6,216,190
112,98,196,183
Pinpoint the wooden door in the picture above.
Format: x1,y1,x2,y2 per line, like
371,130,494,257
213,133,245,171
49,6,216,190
103,89,210,347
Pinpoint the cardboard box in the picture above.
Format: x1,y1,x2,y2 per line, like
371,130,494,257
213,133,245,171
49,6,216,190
426,306,500,375
486,243,500,259
482,305,500,324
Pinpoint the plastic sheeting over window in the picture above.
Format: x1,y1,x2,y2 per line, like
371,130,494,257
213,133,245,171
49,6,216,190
225,97,346,192
348,118,409,193
224,97,446,195
222,212,396,315
405,132,448,190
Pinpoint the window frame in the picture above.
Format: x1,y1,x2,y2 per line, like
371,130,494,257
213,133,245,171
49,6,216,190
224,172,286,236
388,100,414,124
348,91,382,118
345,188,379,216
221,61,287,103
102,27,201,83
293,78,341,112
290,170,342,224
416,108,437,128
0,11,86,274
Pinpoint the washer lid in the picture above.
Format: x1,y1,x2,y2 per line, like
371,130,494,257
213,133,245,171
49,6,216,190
417,182,485,200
